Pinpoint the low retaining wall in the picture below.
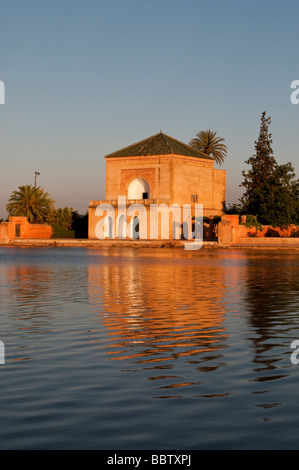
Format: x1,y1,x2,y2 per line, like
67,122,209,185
0,217,52,241
1,239,218,248
1,237,298,249
218,215,299,247
233,237,299,247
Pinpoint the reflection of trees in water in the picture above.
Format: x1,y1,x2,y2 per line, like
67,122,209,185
244,253,299,375
1,265,56,362
3,260,90,362
6,265,53,322
5,264,89,335
88,253,228,368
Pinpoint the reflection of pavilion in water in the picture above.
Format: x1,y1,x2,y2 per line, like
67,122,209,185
88,251,228,365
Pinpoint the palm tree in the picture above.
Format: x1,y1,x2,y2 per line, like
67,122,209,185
6,185,55,224
189,130,228,166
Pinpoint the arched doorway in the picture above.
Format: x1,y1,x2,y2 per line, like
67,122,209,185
133,216,139,240
127,178,150,200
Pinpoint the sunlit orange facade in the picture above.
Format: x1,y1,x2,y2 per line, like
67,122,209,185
89,132,226,240
0,217,52,241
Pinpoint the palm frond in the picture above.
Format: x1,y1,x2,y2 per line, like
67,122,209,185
189,129,227,166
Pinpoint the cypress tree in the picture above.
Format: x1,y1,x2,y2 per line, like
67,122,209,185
240,111,277,218
240,111,299,227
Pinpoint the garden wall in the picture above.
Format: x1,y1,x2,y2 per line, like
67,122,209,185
218,215,299,246
0,217,52,241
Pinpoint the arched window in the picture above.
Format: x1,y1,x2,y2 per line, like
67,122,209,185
127,178,150,200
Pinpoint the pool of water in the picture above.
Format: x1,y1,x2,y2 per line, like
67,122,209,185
0,247,299,449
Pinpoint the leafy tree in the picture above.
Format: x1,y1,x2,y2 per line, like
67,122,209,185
46,208,88,238
189,130,228,166
293,176,299,224
258,163,299,227
46,207,73,230
71,211,88,239
6,185,55,224
224,203,242,214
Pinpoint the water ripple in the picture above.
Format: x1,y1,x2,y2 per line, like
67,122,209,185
0,247,299,449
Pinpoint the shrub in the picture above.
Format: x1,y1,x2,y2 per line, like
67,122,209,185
241,214,263,232
51,227,75,239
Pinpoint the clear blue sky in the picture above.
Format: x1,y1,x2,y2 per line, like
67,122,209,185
0,0,299,217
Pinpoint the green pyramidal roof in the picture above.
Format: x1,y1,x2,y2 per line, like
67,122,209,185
105,132,214,160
